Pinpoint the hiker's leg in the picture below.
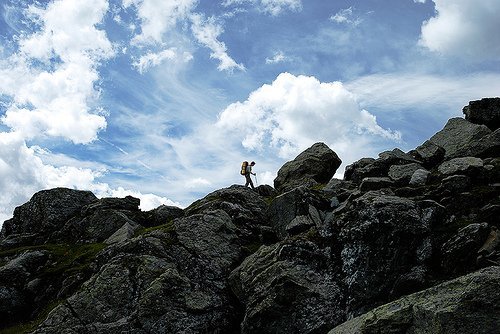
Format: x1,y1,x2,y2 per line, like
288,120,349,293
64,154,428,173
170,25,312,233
245,174,251,187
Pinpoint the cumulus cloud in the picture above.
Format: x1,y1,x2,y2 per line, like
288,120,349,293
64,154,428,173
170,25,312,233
190,13,245,72
123,0,197,44
215,72,400,159
419,0,500,61
0,0,112,143
222,0,302,16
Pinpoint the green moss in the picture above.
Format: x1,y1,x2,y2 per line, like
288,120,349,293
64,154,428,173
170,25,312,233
135,220,175,237
43,243,106,275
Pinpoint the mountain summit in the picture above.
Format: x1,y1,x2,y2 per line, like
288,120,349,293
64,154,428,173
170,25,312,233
1,98,499,333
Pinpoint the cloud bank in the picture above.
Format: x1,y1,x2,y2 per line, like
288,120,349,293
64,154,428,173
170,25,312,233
420,0,500,61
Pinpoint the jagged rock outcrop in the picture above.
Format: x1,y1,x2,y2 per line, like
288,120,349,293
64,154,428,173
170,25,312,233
329,266,500,334
1,97,500,333
274,142,342,193
463,97,500,130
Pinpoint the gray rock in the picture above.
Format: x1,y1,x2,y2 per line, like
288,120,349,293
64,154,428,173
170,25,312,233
388,163,423,184
35,210,244,334
415,140,445,168
337,192,444,316
359,177,394,192
0,188,97,243
104,221,141,244
81,195,140,216
185,185,271,244
441,223,490,274
409,169,430,186
56,210,139,244
441,174,471,193
428,118,491,159
274,142,342,193
143,204,184,227
230,239,344,334
267,187,329,240
463,97,500,130
345,149,419,185
438,157,484,175
328,266,500,334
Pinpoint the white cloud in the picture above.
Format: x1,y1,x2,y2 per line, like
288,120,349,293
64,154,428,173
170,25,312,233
190,13,245,72
215,72,400,159
185,177,212,189
414,0,427,3
222,0,302,16
419,0,500,61
132,48,193,73
0,0,112,144
330,6,362,26
265,51,287,64
346,72,500,114
0,132,180,227
124,0,197,44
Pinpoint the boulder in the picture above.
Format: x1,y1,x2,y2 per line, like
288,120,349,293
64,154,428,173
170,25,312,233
55,210,139,244
388,163,423,184
337,192,444,316
267,187,329,240
274,142,341,192
345,149,419,184
414,140,445,168
0,188,97,243
81,195,140,216
409,169,431,186
104,222,141,245
328,266,500,334
229,238,344,334
438,157,484,176
143,204,184,228
428,118,491,159
359,177,394,192
441,223,490,274
184,185,271,245
462,97,500,130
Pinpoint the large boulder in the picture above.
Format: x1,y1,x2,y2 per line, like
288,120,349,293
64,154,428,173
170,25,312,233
328,266,500,334
274,142,341,193
344,149,419,184
0,188,97,244
267,187,329,240
463,97,500,130
336,191,445,316
428,118,491,159
229,237,344,334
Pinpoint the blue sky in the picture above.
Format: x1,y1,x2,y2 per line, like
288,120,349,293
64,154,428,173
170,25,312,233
1,0,500,225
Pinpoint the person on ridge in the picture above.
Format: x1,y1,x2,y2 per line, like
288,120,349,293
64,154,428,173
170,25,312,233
244,161,256,189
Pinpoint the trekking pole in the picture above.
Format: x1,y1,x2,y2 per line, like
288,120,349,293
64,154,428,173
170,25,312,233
254,173,258,186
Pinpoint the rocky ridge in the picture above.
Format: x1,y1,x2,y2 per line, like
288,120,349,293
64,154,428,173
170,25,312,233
0,97,499,333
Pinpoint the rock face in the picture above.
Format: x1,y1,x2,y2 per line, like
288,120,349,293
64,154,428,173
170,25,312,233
329,266,500,334
274,142,342,193
1,98,500,334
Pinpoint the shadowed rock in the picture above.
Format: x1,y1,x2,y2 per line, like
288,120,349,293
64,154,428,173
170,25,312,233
463,97,500,130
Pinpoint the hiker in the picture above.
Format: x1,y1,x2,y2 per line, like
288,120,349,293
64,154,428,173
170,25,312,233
242,161,256,189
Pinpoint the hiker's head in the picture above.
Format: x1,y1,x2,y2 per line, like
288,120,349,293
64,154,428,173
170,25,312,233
251,161,255,166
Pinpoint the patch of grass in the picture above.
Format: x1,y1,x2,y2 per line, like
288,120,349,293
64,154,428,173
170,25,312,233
135,220,175,237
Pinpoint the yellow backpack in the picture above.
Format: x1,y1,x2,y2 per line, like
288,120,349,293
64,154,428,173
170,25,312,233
240,161,248,175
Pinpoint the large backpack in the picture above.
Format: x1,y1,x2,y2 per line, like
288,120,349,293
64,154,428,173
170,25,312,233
240,161,248,175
